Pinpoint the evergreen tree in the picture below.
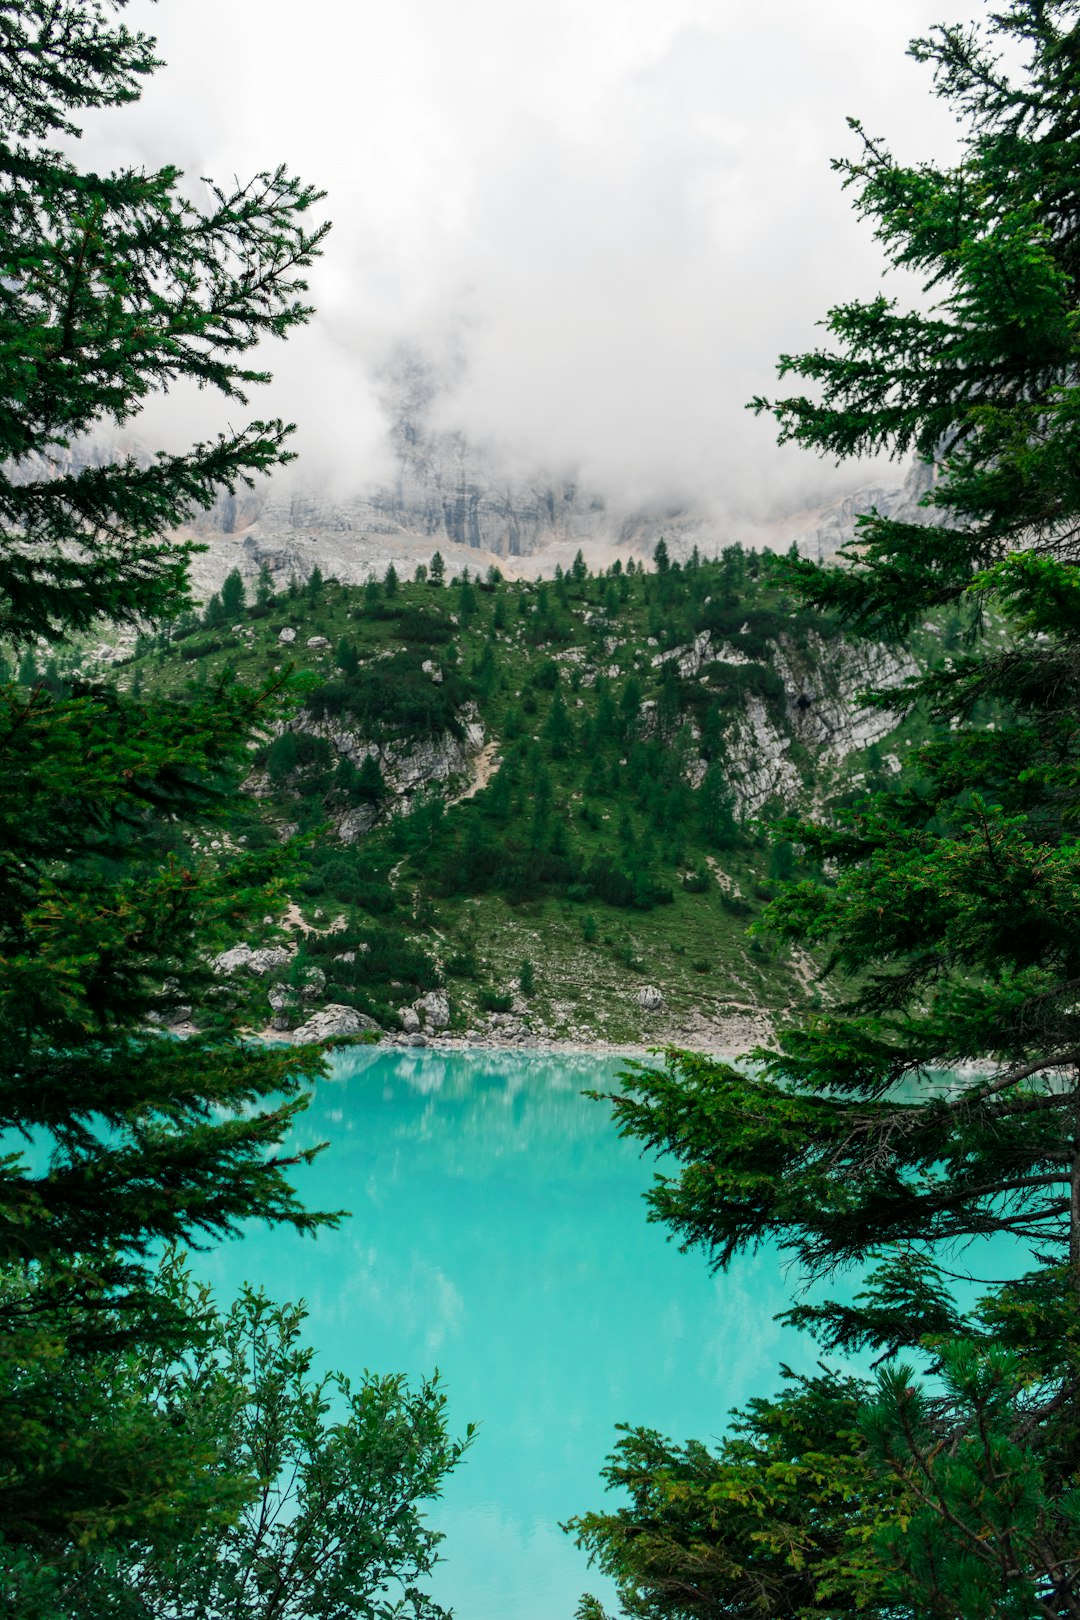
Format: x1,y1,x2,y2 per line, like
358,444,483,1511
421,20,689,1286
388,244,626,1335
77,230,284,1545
220,568,246,621
577,5,1080,1612
429,551,445,586
458,576,478,622
0,0,334,1564
202,590,226,628
571,549,588,585
652,537,670,574
306,564,324,601
542,690,575,759
335,636,360,677
0,6,326,645
256,561,275,607
356,751,388,804
384,561,399,597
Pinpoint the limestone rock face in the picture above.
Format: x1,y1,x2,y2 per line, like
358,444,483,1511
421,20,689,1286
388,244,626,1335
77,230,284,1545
294,704,487,841
415,989,450,1030
291,1004,380,1042
267,982,296,1031
299,966,327,999
213,942,291,976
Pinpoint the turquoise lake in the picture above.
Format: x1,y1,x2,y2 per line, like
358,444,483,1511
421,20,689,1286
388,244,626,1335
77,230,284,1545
196,1045,856,1619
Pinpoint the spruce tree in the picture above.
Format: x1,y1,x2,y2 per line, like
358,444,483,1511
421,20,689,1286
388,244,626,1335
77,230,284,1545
577,4,1080,1613
0,0,335,1564
220,567,246,621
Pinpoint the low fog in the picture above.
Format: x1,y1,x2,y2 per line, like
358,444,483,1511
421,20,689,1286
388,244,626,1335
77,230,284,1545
85,0,978,529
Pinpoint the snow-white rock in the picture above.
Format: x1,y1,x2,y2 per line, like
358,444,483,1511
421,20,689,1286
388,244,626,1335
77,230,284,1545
278,627,297,644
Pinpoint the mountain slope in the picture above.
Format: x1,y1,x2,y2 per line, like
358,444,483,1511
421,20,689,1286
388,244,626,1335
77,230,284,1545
104,546,948,1048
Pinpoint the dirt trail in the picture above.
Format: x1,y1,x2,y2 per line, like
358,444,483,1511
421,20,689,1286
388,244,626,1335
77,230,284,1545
450,740,502,805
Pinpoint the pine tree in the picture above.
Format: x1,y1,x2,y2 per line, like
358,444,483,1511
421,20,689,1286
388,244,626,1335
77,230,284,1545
256,561,276,607
356,751,388,804
577,4,1080,1611
384,561,399,596
335,636,360,677
0,0,334,1564
429,551,445,586
220,568,246,621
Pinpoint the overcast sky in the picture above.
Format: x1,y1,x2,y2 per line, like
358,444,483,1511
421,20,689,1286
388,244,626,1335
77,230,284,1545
94,0,981,522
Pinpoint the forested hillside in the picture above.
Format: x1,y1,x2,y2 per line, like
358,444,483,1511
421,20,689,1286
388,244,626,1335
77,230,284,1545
55,542,954,1047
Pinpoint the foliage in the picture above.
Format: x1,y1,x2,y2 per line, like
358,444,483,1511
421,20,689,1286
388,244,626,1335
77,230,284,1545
3,1259,470,1620
0,0,341,1576
578,3,1080,1614
0,0,327,645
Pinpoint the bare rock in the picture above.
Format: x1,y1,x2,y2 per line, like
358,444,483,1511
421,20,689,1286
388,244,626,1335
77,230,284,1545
291,1004,380,1042
214,942,292,976
306,635,331,649
213,942,254,974
637,984,664,1011
248,946,292,975
414,989,450,1030
278,626,297,644
399,1007,421,1033
299,966,327,999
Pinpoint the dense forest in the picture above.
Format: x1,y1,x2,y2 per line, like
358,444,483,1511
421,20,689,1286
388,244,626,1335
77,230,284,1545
44,541,947,1046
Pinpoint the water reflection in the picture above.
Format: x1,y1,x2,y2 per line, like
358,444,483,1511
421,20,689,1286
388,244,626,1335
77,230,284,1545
197,1049,858,1620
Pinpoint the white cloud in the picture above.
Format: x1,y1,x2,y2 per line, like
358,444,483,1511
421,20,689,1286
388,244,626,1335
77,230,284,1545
85,0,980,520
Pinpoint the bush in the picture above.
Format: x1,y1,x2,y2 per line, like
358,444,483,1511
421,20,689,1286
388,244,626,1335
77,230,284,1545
399,608,453,645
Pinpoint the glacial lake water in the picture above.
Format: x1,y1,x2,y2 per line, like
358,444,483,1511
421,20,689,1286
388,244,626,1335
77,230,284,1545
195,1046,867,1619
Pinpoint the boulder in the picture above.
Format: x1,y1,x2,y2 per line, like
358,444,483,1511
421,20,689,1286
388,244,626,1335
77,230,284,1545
637,984,664,1012
212,942,291,976
267,983,295,1032
415,989,450,1030
291,1004,380,1043
299,966,327,999
213,941,253,974
399,1007,421,1033
420,659,444,684
248,946,291,975
278,626,297,644
306,635,331,649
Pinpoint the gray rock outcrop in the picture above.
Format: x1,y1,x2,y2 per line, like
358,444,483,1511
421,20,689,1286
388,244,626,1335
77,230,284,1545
291,1004,381,1042
415,989,450,1030
213,942,292,975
